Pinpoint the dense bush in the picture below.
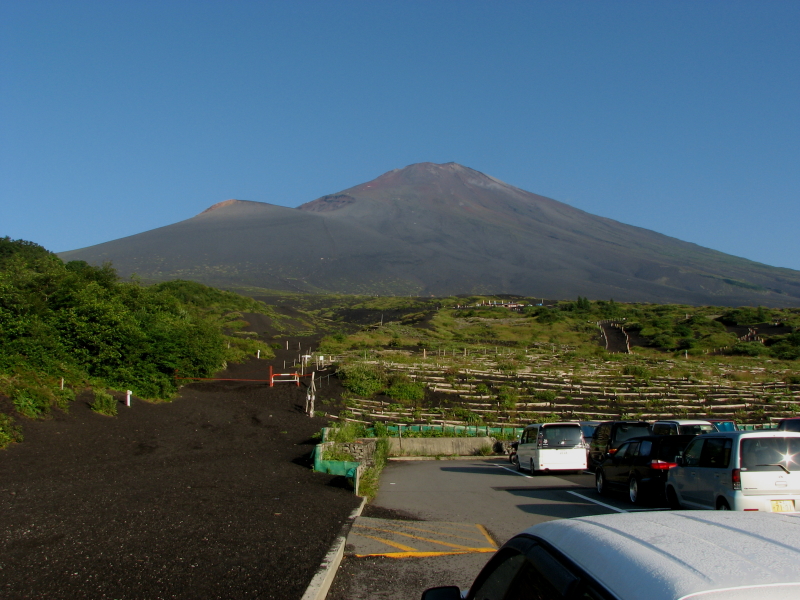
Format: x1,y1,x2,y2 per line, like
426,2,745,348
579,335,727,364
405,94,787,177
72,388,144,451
385,373,425,402
0,238,272,422
337,362,386,397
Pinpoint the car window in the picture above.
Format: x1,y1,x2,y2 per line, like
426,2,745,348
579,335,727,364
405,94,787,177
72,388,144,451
652,424,669,436
580,425,596,439
595,425,611,441
624,442,640,461
637,440,652,457
656,439,690,462
679,424,714,435
683,439,704,467
615,424,651,442
469,545,579,600
542,426,583,447
699,438,732,468
779,420,800,433
740,438,800,472
614,443,631,459
471,550,526,600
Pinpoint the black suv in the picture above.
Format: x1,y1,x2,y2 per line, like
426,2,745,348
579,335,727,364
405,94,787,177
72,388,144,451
588,420,651,469
594,435,695,504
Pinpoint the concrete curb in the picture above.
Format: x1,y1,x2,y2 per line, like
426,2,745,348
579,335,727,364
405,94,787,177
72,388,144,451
300,495,367,600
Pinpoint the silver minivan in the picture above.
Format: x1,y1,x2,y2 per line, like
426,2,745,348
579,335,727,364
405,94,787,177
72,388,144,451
666,431,800,512
515,422,587,474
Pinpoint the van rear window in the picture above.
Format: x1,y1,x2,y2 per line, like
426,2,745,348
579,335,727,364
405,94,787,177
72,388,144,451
542,426,583,447
615,424,650,442
740,438,800,472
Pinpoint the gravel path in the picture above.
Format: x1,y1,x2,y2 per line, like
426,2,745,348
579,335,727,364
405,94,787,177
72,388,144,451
0,349,360,600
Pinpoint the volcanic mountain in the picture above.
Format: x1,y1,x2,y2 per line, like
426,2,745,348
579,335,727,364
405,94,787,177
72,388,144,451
60,162,800,305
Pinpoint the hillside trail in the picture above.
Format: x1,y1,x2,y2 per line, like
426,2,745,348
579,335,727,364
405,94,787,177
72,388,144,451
0,336,358,600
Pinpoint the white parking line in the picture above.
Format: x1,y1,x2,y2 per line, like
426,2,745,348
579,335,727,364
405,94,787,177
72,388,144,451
495,465,533,478
567,491,628,513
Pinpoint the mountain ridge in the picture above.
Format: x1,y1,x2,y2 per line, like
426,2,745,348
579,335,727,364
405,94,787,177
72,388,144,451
58,162,800,306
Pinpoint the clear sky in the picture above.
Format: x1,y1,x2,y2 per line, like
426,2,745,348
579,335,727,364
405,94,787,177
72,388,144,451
2,1,798,270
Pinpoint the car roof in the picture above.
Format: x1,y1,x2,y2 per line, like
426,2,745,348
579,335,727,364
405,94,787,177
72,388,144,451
699,431,800,440
524,511,800,600
618,434,696,445
654,420,713,425
524,422,581,429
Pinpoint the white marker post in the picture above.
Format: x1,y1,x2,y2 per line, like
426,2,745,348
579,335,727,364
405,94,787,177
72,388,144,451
126,390,132,407
257,349,261,359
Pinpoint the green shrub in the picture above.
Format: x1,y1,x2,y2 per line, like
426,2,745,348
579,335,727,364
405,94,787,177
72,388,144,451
337,362,386,397
475,444,494,456
11,386,52,419
386,374,425,402
0,413,23,448
533,390,556,403
90,390,117,416
321,448,356,461
330,421,368,443
497,386,519,409
53,387,75,411
622,365,651,380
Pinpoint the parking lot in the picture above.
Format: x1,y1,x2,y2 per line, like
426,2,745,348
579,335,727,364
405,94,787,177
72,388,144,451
327,458,665,600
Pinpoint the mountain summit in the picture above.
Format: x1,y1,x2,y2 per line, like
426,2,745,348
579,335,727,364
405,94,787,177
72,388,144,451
59,162,800,305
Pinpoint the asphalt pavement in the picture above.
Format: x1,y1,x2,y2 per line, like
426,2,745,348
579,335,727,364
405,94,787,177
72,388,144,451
327,457,659,600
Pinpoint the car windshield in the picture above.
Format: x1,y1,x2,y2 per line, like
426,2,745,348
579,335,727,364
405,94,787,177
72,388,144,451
679,424,714,435
580,425,596,438
740,438,800,472
542,426,583,446
616,424,651,442
780,420,800,433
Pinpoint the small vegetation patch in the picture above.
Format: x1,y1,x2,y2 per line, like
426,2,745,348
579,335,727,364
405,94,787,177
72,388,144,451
90,390,118,416
0,413,23,448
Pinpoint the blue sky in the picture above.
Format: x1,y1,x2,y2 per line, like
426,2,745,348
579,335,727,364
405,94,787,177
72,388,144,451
2,1,799,270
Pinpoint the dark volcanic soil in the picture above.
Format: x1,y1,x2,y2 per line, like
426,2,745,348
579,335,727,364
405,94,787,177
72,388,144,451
0,343,361,600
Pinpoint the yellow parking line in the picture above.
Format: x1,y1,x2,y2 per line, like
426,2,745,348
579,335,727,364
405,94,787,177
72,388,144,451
476,524,498,548
353,524,483,551
350,532,418,552
396,523,489,544
355,549,497,559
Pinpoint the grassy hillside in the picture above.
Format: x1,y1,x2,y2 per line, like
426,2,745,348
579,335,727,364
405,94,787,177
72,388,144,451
0,237,276,447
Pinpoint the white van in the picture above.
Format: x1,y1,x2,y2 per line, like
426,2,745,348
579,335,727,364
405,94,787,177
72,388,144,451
515,422,587,474
667,431,800,511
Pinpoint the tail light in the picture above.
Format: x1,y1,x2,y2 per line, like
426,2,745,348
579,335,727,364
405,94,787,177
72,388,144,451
650,459,677,470
732,468,741,490
608,448,618,455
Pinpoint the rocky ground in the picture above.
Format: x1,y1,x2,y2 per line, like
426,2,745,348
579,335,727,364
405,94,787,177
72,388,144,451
0,341,360,600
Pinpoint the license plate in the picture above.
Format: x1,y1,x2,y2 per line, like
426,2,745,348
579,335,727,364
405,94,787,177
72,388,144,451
770,500,795,512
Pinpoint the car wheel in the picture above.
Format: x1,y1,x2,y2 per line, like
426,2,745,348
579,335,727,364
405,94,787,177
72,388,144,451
716,499,731,511
628,476,641,504
596,470,605,495
530,458,537,475
666,486,681,510
512,454,521,471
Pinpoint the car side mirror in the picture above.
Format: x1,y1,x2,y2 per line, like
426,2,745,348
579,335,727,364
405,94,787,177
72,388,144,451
421,586,462,600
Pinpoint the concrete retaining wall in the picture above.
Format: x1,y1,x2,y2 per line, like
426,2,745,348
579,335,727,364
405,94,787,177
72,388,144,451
387,437,494,457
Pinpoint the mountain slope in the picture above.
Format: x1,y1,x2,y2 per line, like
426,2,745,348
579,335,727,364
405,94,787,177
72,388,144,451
59,162,800,305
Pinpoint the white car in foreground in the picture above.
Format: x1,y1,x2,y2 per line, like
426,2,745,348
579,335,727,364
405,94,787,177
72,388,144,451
422,511,800,600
